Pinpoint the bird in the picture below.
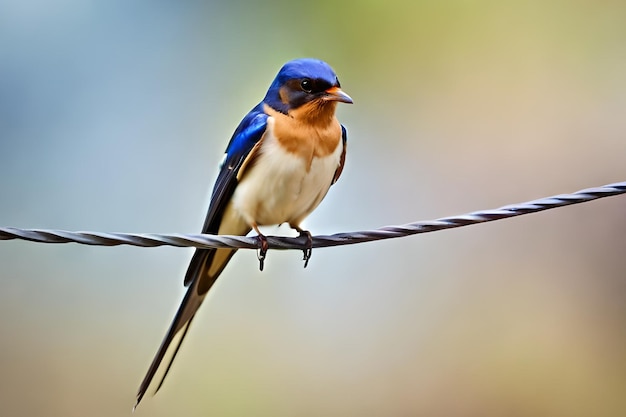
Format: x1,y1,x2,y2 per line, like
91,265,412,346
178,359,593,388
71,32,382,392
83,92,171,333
134,58,352,409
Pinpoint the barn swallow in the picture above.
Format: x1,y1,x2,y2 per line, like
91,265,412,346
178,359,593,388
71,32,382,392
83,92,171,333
134,58,352,408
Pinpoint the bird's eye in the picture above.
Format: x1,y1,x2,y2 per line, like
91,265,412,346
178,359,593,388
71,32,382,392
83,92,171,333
300,78,313,93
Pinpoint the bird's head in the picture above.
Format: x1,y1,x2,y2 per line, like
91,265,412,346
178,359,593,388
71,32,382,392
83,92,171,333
263,58,352,122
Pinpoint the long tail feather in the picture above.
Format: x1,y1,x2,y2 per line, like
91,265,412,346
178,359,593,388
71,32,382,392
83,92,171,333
134,248,217,409
134,208,250,410
154,316,195,394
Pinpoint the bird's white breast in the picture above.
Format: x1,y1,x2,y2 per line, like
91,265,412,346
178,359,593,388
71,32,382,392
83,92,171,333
231,117,342,227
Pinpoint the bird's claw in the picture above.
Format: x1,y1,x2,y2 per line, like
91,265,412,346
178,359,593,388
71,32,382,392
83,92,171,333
256,234,268,271
299,230,313,268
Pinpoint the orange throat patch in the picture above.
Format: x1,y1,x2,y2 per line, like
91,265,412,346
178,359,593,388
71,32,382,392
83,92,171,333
263,103,342,170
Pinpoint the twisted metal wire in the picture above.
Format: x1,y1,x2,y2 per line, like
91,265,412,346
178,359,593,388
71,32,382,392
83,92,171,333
1,181,625,251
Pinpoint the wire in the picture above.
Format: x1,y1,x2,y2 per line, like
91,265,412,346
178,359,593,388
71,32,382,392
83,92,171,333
1,181,624,251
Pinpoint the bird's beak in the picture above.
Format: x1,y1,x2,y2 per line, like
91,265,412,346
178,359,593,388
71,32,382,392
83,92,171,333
324,86,353,104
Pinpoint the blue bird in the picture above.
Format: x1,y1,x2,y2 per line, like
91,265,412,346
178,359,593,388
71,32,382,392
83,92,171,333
134,58,352,408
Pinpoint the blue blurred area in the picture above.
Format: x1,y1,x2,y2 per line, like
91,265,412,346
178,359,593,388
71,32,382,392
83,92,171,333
1,2,626,416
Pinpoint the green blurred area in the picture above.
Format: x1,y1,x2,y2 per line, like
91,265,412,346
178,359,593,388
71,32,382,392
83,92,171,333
1,1,625,416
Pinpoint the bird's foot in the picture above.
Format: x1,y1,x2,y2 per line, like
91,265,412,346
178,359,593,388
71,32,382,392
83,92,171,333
256,234,268,271
298,229,313,268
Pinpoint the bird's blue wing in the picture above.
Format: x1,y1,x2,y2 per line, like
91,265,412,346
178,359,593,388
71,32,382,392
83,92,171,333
201,103,268,234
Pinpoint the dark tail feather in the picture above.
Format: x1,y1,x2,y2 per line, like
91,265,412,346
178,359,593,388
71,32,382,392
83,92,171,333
134,245,239,410
134,317,193,410
134,250,211,410
154,315,194,394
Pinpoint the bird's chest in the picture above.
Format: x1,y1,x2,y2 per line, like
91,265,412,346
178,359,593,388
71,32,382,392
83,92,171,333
232,120,342,225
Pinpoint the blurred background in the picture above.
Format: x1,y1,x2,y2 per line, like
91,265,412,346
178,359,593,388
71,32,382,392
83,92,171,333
1,1,625,416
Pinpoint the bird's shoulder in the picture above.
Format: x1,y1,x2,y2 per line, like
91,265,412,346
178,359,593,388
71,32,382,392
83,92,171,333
223,103,269,165
201,104,268,233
